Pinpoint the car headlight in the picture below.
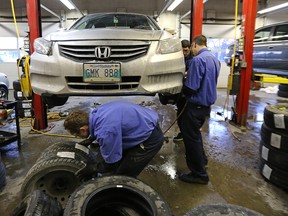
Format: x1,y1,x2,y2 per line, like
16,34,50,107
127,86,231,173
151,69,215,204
34,38,53,55
157,37,182,54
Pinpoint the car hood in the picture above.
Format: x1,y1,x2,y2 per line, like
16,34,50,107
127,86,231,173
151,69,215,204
46,28,166,41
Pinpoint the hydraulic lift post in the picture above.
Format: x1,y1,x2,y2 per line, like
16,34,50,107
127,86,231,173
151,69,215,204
235,0,258,127
190,0,204,39
26,0,48,130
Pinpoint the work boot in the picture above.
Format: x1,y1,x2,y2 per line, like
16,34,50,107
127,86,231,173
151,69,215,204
179,172,209,184
173,133,183,142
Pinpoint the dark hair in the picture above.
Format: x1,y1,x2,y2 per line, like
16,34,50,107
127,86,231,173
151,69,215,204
192,35,207,46
181,39,191,48
64,110,89,135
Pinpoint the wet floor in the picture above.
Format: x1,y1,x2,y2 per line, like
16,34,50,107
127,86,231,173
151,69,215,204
0,89,288,216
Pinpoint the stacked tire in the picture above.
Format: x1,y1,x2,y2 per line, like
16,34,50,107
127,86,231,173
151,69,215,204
259,103,288,191
20,141,96,208
18,141,173,215
13,79,33,118
277,84,288,98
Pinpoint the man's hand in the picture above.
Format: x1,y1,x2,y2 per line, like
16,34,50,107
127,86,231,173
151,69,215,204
75,161,98,181
77,135,94,147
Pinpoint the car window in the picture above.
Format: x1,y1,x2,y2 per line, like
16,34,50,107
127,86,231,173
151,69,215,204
271,24,288,41
70,14,160,30
254,27,272,42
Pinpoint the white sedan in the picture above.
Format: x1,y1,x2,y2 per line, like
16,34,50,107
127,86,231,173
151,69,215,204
30,12,185,107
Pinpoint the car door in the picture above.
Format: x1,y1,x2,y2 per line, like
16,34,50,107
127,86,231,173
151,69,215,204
253,27,273,71
267,24,288,76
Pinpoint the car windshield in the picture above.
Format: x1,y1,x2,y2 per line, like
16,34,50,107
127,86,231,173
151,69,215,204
69,13,160,31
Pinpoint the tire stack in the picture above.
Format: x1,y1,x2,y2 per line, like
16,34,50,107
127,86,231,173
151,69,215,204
13,79,33,118
277,84,288,98
259,103,288,191
20,141,97,209
17,141,173,215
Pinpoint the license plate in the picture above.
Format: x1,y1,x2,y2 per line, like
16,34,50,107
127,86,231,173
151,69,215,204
83,63,121,82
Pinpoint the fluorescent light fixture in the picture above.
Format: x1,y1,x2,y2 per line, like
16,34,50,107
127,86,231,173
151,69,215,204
167,0,183,11
258,2,288,14
59,0,75,10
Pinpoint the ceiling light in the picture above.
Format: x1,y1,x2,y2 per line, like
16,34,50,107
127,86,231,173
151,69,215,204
167,0,183,11
59,0,75,10
258,2,288,14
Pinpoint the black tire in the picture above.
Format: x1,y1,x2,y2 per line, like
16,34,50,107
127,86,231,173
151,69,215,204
64,175,172,216
277,90,288,98
263,103,288,132
0,86,8,100
43,96,69,109
260,123,288,152
259,158,288,191
37,141,98,163
20,158,85,208
184,204,263,216
0,161,6,191
279,84,288,91
12,190,63,216
13,79,21,91
260,141,288,171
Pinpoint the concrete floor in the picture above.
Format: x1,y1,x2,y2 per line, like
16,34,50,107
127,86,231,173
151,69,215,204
0,88,288,216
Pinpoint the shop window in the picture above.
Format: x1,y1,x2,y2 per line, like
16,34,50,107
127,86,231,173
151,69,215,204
0,37,27,63
207,38,235,62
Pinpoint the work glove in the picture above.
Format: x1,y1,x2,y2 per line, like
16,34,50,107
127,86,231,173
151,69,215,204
75,161,98,181
97,160,120,174
77,135,95,147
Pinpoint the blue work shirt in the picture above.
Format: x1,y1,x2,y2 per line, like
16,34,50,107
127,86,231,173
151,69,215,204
185,48,220,106
89,101,159,164
185,54,193,71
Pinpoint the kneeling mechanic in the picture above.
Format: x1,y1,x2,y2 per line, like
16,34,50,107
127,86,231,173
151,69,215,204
64,101,164,179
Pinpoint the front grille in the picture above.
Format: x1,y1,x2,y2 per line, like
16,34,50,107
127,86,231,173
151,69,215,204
66,76,140,90
58,41,150,62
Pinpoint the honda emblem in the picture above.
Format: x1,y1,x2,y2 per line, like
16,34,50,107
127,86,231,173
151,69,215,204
95,47,111,59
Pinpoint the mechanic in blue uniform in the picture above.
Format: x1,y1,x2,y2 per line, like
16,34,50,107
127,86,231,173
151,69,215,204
64,101,164,178
173,39,193,142
179,35,220,184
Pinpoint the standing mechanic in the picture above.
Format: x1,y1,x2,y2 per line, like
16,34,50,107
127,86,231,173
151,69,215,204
173,39,193,142
64,101,164,178
179,35,220,184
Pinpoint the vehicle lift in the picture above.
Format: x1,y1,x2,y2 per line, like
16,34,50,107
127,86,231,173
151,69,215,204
253,74,288,85
26,0,47,130
228,0,259,127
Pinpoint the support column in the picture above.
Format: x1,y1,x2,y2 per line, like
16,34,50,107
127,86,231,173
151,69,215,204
236,0,258,126
26,0,48,130
190,0,204,40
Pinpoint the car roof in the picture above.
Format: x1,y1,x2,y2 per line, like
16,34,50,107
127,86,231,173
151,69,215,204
256,21,288,31
85,12,150,18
